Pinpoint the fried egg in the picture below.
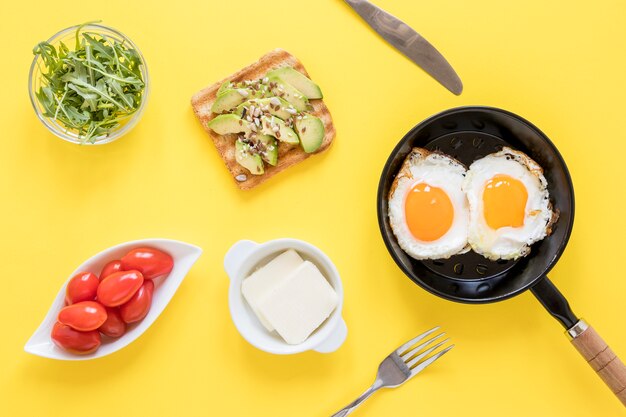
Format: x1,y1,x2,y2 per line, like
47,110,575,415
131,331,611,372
463,147,556,260
388,148,469,260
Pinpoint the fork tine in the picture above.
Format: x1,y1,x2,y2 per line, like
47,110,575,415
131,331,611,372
400,332,445,361
405,338,450,368
395,326,440,355
409,344,455,376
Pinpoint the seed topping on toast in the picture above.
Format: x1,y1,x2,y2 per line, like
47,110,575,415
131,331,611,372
191,49,336,190
206,66,327,175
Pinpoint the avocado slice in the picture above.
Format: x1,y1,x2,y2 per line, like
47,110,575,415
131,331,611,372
211,89,252,114
235,138,264,175
296,115,325,153
234,97,294,121
256,135,278,166
207,114,250,136
208,114,298,146
260,115,299,144
267,76,309,112
213,81,277,114
217,81,235,96
267,67,323,99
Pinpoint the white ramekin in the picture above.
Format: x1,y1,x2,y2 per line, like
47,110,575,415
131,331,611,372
224,238,347,354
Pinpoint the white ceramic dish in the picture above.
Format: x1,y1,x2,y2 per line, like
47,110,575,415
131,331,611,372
224,238,347,354
25,239,202,360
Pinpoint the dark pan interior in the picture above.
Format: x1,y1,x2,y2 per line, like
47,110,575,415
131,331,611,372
377,107,575,303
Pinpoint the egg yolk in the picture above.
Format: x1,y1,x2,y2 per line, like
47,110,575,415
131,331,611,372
483,174,528,229
405,183,454,242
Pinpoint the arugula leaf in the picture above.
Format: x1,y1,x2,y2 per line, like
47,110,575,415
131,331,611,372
33,22,145,143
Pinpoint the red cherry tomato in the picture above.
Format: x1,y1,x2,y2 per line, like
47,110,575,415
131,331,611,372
120,280,154,323
51,322,101,354
100,260,123,280
97,270,144,307
98,307,126,338
121,248,173,280
58,301,108,331
65,272,99,305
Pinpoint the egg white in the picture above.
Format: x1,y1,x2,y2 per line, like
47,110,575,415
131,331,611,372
463,147,555,260
388,149,469,260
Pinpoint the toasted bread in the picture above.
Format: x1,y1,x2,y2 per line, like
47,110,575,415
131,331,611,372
191,49,336,190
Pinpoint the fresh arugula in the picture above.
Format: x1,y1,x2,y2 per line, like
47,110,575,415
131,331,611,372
33,22,145,144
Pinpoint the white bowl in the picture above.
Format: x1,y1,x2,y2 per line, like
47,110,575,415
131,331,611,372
25,239,202,360
224,238,347,354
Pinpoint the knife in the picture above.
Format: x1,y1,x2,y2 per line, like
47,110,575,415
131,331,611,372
344,0,463,95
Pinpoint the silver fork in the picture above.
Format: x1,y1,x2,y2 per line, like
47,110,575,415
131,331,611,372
331,327,454,417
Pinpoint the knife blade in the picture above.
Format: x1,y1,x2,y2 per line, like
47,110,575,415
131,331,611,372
344,0,463,95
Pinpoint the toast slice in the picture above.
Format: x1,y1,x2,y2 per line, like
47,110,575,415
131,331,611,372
191,49,336,190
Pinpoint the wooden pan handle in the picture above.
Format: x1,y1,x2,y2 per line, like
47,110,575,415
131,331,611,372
569,320,626,406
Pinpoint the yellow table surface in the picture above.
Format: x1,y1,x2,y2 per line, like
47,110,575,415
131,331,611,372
1,0,625,415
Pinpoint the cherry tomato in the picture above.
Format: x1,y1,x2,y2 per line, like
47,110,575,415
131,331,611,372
97,270,144,307
58,301,108,331
120,280,154,323
51,322,101,354
65,272,99,305
98,307,126,338
121,247,173,280
100,260,123,280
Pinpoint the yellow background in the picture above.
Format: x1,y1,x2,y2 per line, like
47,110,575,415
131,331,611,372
1,0,625,415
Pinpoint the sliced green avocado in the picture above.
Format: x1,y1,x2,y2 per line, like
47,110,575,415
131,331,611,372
213,82,276,114
207,114,250,136
266,67,323,99
235,138,264,175
260,115,299,144
267,76,309,112
208,114,298,146
256,135,278,166
234,97,294,121
217,81,234,96
211,89,251,114
296,115,325,153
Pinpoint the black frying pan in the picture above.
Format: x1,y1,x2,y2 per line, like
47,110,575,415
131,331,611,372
377,106,626,406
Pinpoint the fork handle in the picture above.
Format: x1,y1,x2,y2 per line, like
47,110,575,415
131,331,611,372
331,380,384,417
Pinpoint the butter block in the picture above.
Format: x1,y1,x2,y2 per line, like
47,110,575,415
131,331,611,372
241,249,304,331
258,261,338,345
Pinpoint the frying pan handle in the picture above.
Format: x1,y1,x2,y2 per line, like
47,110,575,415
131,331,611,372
568,320,626,406
532,277,626,405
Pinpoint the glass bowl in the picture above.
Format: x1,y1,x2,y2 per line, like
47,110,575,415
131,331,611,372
28,24,150,145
